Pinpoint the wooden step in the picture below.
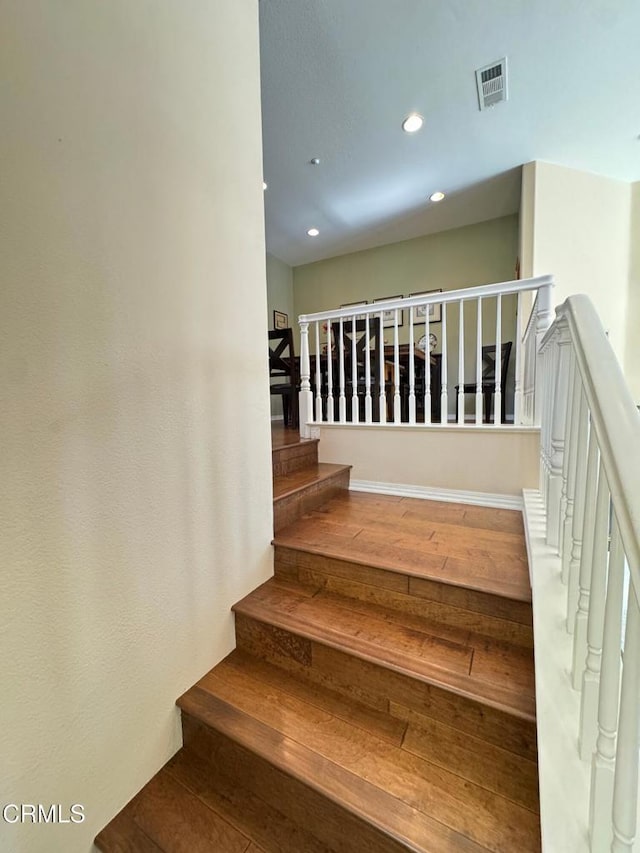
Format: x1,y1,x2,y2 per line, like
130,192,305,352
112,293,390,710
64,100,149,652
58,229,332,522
176,649,540,852
272,435,319,476
273,463,351,531
274,491,531,602
232,577,537,758
95,750,333,853
273,492,532,647
274,543,533,648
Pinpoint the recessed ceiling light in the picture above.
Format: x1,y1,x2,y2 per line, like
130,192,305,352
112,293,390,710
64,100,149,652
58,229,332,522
402,113,423,133
307,228,320,237
263,181,267,190
430,191,445,202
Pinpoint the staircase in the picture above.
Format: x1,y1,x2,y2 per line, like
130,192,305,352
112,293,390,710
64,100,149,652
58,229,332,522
96,427,540,853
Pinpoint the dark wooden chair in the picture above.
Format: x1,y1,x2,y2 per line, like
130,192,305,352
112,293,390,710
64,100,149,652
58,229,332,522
455,341,512,423
268,328,298,428
330,317,383,421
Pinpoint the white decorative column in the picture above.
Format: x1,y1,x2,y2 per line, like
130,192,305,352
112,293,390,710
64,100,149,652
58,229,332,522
298,319,314,438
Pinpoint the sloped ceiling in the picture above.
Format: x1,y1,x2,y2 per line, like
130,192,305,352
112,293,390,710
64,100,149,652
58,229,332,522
259,0,640,266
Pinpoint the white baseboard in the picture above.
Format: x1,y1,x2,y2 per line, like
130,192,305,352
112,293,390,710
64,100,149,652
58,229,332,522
349,479,522,511
270,415,284,422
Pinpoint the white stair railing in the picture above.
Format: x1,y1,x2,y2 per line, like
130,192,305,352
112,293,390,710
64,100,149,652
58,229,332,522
298,275,554,438
535,295,640,851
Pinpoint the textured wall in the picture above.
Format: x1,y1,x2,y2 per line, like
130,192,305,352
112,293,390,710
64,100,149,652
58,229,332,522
0,2,272,852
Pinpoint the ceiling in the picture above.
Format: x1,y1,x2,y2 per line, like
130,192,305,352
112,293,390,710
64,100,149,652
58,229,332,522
259,0,640,267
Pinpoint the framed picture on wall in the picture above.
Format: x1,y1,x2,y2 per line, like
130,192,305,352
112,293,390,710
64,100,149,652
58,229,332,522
340,301,368,321
409,289,442,324
273,310,288,330
372,295,404,328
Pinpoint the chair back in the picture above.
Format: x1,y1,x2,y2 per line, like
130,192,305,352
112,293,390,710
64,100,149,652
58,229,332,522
330,317,382,387
481,341,512,387
268,328,296,384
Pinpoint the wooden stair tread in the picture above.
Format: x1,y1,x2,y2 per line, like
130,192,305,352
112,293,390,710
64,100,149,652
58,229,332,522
95,765,253,853
273,492,531,602
178,686,492,852
232,578,536,721
178,652,540,852
273,463,352,501
95,750,334,853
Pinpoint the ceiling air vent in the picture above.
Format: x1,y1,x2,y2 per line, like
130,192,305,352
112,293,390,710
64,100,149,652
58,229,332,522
475,58,508,111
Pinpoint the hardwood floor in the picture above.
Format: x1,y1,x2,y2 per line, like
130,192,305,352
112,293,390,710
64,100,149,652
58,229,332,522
96,424,540,853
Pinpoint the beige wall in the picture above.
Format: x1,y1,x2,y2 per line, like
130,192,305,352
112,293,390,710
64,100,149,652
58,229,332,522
294,216,520,417
266,252,294,329
625,182,640,402
530,161,632,367
519,163,536,280
318,426,540,497
293,215,519,320
0,3,272,852
266,253,294,418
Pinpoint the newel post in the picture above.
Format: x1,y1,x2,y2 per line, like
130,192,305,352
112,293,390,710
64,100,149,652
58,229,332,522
298,319,314,439
534,282,554,426
546,318,571,548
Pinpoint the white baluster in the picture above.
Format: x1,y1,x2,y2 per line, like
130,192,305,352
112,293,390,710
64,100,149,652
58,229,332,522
611,587,640,851
457,299,465,424
495,293,502,424
579,458,609,760
326,321,334,424
393,308,401,422
589,517,625,852
567,387,588,633
534,282,554,426
514,291,522,424
541,339,555,503
425,308,431,424
572,421,598,688
351,315,358,424
476,297,482,424
408,307,416,424
365,316,372,424
558,349,576,559
338,318,346,423
441,303,448,424
562,363,581,584
378,311,387,423
298,320,313,438
314,321,322,423
547,323,571,549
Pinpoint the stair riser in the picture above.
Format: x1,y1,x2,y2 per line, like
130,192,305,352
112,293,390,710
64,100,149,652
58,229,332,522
235,613,537,762
275,546,533,649
272,441,318,476
274,470,350,532
181,714,413,853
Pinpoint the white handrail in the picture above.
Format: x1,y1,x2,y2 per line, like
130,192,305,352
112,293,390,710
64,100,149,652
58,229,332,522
298,274,553,324
534,294,640,851
546,296,640,583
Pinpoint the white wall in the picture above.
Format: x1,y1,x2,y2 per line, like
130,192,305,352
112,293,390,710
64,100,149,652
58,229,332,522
529,161,632,367
0,3,272,852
